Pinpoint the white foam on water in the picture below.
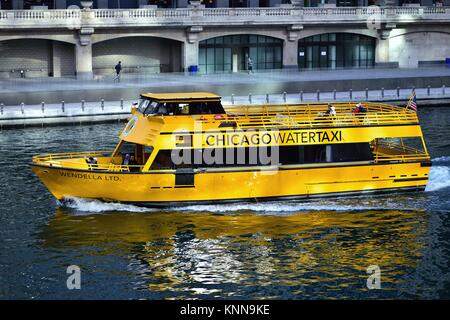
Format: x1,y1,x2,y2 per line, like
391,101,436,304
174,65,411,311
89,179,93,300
426,166,450,192
432,156,450,163
173,199,407,214
59,162,450,214
60,197,157,213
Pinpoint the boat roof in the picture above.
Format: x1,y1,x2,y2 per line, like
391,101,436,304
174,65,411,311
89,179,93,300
140,92,221,102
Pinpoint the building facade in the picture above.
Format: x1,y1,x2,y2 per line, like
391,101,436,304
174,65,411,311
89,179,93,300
1,2,450,78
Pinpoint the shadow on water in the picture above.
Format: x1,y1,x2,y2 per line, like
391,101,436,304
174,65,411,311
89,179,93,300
37,206,439,299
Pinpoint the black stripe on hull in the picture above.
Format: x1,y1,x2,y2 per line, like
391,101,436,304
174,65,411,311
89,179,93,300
114,185,426,208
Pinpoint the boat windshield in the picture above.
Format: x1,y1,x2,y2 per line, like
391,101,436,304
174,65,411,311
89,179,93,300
138,98,225,116
138,99,159,114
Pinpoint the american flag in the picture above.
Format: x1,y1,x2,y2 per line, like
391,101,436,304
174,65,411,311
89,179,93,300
408,91,417,112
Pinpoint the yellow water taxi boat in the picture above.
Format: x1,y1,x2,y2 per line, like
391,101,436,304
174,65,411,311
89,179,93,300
32,92,431,207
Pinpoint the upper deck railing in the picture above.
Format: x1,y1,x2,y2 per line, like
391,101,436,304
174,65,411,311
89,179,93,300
0,6,449,29
221,102,419,130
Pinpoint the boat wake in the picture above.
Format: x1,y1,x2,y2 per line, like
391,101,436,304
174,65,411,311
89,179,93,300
59,197,158,213
58,157,450,214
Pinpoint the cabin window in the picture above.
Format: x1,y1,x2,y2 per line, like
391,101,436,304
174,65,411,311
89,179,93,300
151,150,175,170
149,143,374,170
139,99,225,116
115,141,150,166
330,143,374,162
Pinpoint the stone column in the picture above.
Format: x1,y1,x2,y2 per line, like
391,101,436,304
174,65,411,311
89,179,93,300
283,25,302,69
283,40,299,69
182,41,199,72
375,27,398,68
375,38,390,67
183,26,202,72
52,42,63,78
75,28,94,79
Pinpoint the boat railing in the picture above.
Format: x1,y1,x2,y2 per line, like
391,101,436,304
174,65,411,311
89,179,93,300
222,102,418,129
32,151,145,172
373,153,430,163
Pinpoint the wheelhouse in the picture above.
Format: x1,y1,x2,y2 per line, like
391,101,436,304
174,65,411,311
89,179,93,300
136,92,226,116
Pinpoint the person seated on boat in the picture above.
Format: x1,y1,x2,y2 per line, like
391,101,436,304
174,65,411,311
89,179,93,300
122,153,130,166
85,156,98,170
128,155,140,172
353,103,367,114
325,104,336,116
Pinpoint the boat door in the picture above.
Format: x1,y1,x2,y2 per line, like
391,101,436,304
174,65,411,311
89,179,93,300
174,168,195,188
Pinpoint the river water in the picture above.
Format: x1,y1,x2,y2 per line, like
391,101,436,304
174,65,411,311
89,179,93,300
0,106,449,299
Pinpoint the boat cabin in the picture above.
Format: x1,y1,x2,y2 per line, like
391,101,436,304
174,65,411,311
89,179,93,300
136,92,226,116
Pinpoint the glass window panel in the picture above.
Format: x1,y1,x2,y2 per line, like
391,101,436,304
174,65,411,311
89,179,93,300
241,35,249,43
258,35,266,44
360,44,368,61
224,36,233,44
266,37,274,43
215,37,223,44
329,33,336,41
307,46,313,63
344,44,352,67
249,35,258,44
367,44,374,59
215,48,224,65
207,48,215,65
257,47,265,64
329,45,336,69
312,46,320,68
313,35,321,42
224,48,232,65
353,45,360,67
321,34,328,42
249,47,258,63
266,47,274,63
232,35,241,44
274,46,282,63
199,48,206,65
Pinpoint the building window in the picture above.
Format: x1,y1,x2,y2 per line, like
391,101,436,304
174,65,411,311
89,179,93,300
147,0,175,8
199,35,283,74
23,0,55,9
298,33,375,70
0,0,13,9
229,0,248,7
336,0,358,7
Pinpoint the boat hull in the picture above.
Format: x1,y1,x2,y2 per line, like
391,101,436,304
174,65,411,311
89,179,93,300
32,160,430,207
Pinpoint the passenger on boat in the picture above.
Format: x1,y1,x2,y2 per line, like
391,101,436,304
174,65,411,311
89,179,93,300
353,103,367,114
128,155,140,172
325,104,336,116
86,156,98,170
122,153,130,165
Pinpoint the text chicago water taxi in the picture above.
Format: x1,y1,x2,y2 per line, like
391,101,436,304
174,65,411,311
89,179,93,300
32,92,431,206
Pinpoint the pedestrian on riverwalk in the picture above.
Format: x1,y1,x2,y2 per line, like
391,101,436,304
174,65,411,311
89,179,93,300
114,61,122,83
247,57,254,74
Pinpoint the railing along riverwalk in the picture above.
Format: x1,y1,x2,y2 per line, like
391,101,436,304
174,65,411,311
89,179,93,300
221,102,419,130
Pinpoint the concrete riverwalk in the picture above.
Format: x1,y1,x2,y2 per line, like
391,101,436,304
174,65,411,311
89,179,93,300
1,86,449,129
1,67,450,105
